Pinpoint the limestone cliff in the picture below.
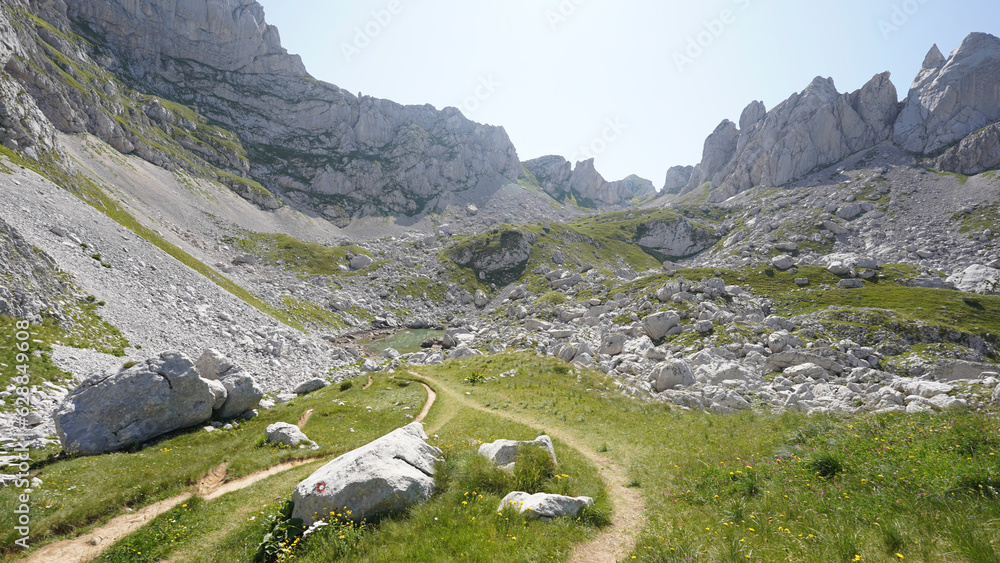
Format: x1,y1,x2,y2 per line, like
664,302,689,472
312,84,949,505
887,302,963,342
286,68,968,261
1,0,522,218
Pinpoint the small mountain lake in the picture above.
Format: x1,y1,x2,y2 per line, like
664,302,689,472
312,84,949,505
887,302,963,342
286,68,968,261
362,329,445,354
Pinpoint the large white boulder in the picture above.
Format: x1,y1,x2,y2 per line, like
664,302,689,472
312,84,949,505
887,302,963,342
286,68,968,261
946,264,1000,295
291,422,441,526
54,352,215,455
498,492,593,521
650,360,695,392
266,422,317,449
215,367,264,419
478,435,556,469
643,311,680,341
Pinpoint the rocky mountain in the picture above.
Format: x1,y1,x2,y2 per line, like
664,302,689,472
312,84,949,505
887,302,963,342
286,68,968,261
523,155,655,208
2,5,1000,559
664,33,1000,204
1,0,528,220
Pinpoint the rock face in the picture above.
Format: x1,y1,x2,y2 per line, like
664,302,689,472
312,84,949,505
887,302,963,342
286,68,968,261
705,73,899,202
291,422,441,526
935,122,1000,174
635,217,719,260
449,228,536,284
478,435,557,469
894,34,1000,154
498,491,593,521
54,352,215,455
9,0,521,218
0,218,71,324
688,120,740,190
662,165,694,194
947,264,1000,294
523,156,654,207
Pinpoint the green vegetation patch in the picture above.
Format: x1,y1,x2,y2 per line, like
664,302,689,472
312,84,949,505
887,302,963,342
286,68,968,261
0,374,421,560
225,232,370,279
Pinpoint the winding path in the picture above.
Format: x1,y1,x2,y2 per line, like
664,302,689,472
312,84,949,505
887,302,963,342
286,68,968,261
407,371,645,563
21,376,437,563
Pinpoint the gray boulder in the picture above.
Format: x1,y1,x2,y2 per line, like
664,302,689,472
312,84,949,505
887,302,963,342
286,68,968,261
599,333,626,356
350,254,374,271
946,264,1000,295
195,348,233,380
771,255,794,270
266,422,318,449
54,352,214,455
479,435,557,469
291,422,442,526
216,367,264,419
206,379,228,410
294,378,328,395
498,491,593,521
650,360,695,392
643,311,680,341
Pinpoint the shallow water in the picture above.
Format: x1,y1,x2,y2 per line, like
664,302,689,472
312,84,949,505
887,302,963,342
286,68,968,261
364,329,445,354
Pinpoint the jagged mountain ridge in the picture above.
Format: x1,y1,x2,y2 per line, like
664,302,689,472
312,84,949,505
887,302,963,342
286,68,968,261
1,0,530,221
521,155,656,208
664,32,1000,204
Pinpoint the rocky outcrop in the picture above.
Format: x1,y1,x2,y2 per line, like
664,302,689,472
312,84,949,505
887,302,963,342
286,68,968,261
687,119,740,190
54,352,215,455
934,122,1000,174
523,155,572,197
894,34,1000,154
0,218,69,324
291,422,442,526
634,217,719,260
662,165,693,194
946,264,1000,294
706,73,899,202
523,156,654,207
449,228,536,284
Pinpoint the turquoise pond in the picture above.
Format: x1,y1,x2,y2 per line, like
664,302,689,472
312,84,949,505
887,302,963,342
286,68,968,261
363,329,445,354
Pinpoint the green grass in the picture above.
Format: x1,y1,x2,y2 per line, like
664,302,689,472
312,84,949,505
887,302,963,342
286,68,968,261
6,351,1000,562
0,374,421,560
0,305,126,393
225,232,370,279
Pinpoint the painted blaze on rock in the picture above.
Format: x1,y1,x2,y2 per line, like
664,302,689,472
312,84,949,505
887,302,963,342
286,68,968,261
292,422,442,526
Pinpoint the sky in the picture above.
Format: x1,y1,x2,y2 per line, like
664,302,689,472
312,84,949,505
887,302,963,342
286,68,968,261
258,0,1000,187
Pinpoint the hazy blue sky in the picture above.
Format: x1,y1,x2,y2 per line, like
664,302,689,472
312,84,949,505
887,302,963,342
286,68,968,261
258,0,998,187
